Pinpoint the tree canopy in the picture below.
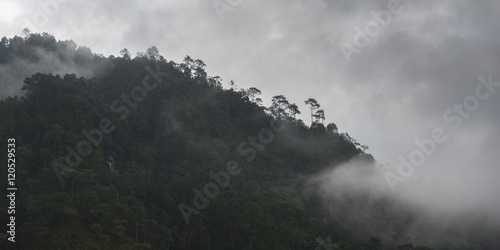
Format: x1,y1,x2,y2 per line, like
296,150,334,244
0,31,455,250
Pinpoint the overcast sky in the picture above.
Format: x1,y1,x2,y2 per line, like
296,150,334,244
1,0,500,190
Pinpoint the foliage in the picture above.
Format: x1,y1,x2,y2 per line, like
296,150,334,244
0,32,435,249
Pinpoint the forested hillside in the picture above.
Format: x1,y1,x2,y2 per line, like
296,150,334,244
0,32,438,249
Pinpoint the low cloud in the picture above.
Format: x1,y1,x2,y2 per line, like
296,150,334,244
0,38,112,99
306,157,500,248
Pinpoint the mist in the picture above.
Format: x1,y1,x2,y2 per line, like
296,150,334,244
1,0,500,248
306,158,500,248
0,35,112,99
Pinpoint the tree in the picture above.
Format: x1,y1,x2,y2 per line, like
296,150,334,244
270,95,290,119
208,76,223,88
180,56,194,76
120,48,131,60
146,46,161,61
0,36,8,63
287,103,300,121
304,98,320,124
193,59,207,79
246,87,261,103
326,123,338,134
313,109,325,124
255,98,263,106
22,28,31,40
228,80,237,90
75,46,93,64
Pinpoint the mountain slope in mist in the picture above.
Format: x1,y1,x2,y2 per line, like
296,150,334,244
2,31,497,249
1,31,387,250
0,29,112,99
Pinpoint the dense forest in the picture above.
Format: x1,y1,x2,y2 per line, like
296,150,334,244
1,31,492,249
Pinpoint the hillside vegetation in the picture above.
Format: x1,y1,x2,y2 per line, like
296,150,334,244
0,32,436,250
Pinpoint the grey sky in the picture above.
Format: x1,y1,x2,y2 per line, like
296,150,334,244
1,0,500,193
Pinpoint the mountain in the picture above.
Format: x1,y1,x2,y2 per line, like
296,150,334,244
0,31,440,249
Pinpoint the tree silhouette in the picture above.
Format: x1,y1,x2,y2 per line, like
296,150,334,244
120,48,131,60
314,109,325,124
305,98,320,124
288,103,301,121
246,87,261,103
270,95,290,119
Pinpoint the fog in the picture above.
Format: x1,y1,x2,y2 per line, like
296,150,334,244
306,158,500,248
0,39,111,99
1,0,500,247
2,1,500,170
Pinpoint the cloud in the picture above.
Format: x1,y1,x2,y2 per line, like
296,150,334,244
306,158,500,248
0,38,112,99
